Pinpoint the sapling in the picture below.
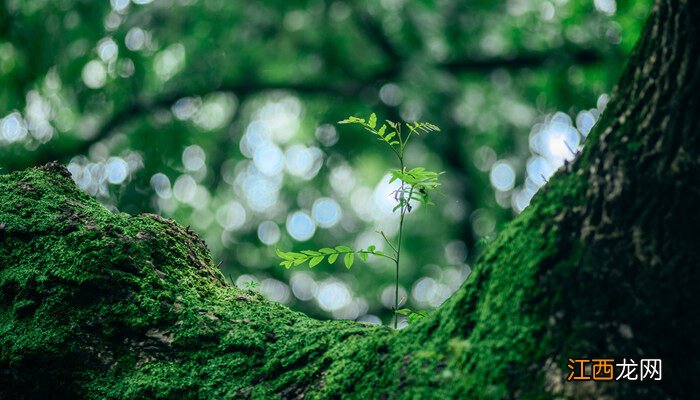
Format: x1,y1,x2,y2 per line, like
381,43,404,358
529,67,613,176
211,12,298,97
276,113,441,329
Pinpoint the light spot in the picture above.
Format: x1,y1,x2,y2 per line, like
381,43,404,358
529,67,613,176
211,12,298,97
257,221,281,245
173,175,197,203
284,10,309,31
125,27,147,51
286,211,316,241
373,173,406,217
238,167,282,212
110,0,130,12
412,277,436,304
172,97,200,120
290,272,318,301
489,161,516,191
540,2,555,20
315,124,338,147
527,156,555,187
254,143,284,176
329,165,355,195
82,60,106,89
597,93,610,111
379,83,403,106
150,173,172,199
106,157,128,184
216,201,246,231
97,37,118,62
380,285,407,309
312,197,341,228
182,145,206,171
285,145,322,179
154,43,185,81
260,278,291,304
256,96,302,143
1,112,27,142
192,93,236,130
317,280,352,311
594,0,616,16
576,110,597,136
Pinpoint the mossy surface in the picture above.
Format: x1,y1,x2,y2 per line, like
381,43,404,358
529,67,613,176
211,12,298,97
2,8,700,394
1,143,696,400
1,162,587,399
0,163,393,399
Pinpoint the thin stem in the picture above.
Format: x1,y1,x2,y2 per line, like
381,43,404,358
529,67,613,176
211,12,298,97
330,250,398,263
359,250,397,263
388,144,402,160
377,230,398,254
396,124,403,150
394,157,406,329
402,127,414,153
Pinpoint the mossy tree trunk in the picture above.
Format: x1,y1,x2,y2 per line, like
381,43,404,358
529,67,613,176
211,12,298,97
1,1,698,398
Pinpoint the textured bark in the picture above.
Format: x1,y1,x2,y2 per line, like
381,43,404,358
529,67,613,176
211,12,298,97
1,1,698,398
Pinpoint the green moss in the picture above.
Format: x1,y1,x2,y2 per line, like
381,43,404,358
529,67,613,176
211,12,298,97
2,161,695,399
0,163,391,398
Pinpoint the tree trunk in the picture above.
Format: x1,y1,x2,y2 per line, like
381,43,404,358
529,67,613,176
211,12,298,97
1,1,698,398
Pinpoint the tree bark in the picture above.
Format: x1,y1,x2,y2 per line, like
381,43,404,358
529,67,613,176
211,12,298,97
1,1,698,398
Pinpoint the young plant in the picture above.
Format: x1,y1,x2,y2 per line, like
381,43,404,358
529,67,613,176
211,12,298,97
276,113,441,328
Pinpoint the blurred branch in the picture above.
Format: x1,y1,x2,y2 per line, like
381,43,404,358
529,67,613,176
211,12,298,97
439,47,605,73
30,81,358,166
27,46,606,167
351,7,402,62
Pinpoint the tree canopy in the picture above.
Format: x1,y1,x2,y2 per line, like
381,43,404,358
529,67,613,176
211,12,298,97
0,0,652,323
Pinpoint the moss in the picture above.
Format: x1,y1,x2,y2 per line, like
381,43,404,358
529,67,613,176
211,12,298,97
1,161,696,399
0,163,391,399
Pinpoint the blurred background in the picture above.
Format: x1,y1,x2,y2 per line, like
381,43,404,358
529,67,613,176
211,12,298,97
0,0,651,326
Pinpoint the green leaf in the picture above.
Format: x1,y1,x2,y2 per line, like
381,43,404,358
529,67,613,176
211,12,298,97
293,258,307,266
335,245,352,252
338,116,365,124
275,248,293,260
368,113,377,129
367,245,376,252
301,250,322,256
359,252,368,261
377,125,386,137
319,248,335,254
408,310,429,323
343,253,354,269
394,308,413,315
328,253,339,264
309,256,324,268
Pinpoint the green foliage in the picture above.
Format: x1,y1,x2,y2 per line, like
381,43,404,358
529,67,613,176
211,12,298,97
394,308,430,324
275,246,392,270
339,114,440,158
279,113,441,328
